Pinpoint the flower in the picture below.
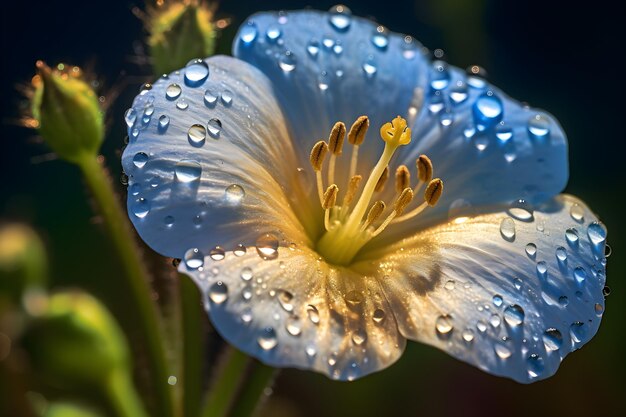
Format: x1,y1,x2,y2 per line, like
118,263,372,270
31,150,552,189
121,6,608,382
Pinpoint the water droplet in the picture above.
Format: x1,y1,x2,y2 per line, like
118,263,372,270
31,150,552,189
328,353,337,366
305,344,317,357
125,108,137,127
184,248,204,269
444,280,455,290
570,204,584,222
525,243,537,258
494,339,512,359
436,314,453,335
573,266,587,285
207,118,222,138
514,278,522,290
256,233,279,260
496,125,513,143
500,218,516,241
372,308,385,323
503,304,525,326
240,21,258,44
477,321,487,333
176,99,189,110
257,327,278,350
528,114,551,140
282,316,302,336
165,84,182,100
345,290,364,306
527,354,544,378
132,198,150,218
473,92,503,130
328,5,352,31
266,25,281,42
210,246,225,261
430,61,450,90
569,321,587,343
224,184,245,204
204,89,218,107
428,94,445,114
492,294,503,307
277,290,294,312
208,281,228,304
463,126,476,138
332,42,343,55
467,65,488,88
240,267,253,281
595,303,604,316
279,51,297,72
163,215,175,226
371,25,389,50
558,295,569,306
220,89,233,106
241,307,253,323
234,244,246,257
542,328,563,351
175,160,202,182
462,328,475,342
184,59,209,87
508,199,534,222
362,55,377,78
489,314,501,328
449,83,468,104
168,375,177,385
565,228,579,246
132,152,148,168
401,35,418,59
439,111,454,127
587,222,607,247
188,124,206,146
307,39,320,57
158,115,170,131
554,247,567,263
536,261,548,279
352,329,367,345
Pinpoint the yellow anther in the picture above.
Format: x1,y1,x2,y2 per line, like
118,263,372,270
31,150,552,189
416,155,433,183
379,116,411,146
322,184,339,209
361,200,386,231
310,140,329,171
374,166,389,192
424,178,443,206
348,115,369,145
394,187,414,215
342,175,362,207
395,165,411,194
328,122,346,155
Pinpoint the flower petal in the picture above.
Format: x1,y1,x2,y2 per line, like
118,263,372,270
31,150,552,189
396,65,568,230
364,194,606,383
122,56,313,258
179,243,406,381
233,9,430,172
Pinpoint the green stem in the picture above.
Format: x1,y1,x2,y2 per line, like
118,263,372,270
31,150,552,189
105,369,150,417
229,364,278,417
180,275,203,417
77,155,174,417
201,347,251,417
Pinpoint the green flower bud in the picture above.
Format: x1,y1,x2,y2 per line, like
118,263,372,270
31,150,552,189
147,0,219,75
21,291,130,389
0,224,47,310
31,62,104,164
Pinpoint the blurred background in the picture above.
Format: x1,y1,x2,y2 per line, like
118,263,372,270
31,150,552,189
1,0,624,416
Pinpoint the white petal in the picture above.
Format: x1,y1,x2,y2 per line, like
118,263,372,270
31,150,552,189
363,194,607,383
179,243,405,381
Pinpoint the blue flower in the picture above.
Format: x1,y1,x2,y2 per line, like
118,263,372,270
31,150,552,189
122,6,608,382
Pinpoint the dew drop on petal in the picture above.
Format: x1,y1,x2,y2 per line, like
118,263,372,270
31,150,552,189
525,243,537,258
328,4,352,31
257,327,278,350
595,303,604,316
158,115,170,131
165,83,182,100
436,314,453,335
462,328,475,343
528,114,551,140
569,321,587,343
495,125,513,143
188,124,206,146
477,320,487,333
536,261,548,279
305,344,317,358
279,51,297,73
500,218,516,241
430,61,450,90
176,99,189,110
234,244,246,257
492,295,503,307
220,89,233,106
489,314,501,328
543,328,563,351
277,290,294,312
240,21,258,44
256,233,279,260
241,307,253,323
494,338,512,359
208,281,228,304
371,25,389,50
285,316,302,336
306,305,320,324
527,354,545,378
224,184,245,204
444,280,455,290
449,82,468,104
184,248,204,269
207,118,222,139
265,25,281,43
125,108,137,127
372,308,385,324
352,329,367,345
163,215,175,226
573,266,587,285
307,39,320,57
242,285,253,301
503,304,525,326
473,92,503,130
204,89,218,107
345,290,364,306
209,246,225,261
184,59,209,87
362,55,377,78
508,199,534,222
132,198,150,218
240,267,253,281
175,160,202,182
587,222,607,247
556,246,568,262
565,228,579,245
570,204,585,222
559,295,569,306
133,152,148,168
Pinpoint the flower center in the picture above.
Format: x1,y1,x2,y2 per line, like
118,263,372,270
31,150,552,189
310,116,444,266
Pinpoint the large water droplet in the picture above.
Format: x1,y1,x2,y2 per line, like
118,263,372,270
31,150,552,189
371,25,389,50
556,246,567,263
536,261,548,279
587,222,607,247
306,305,320,324
158,115,170,131
279,51,297,73
256,233,279,260
133,152,149,168
176,99,189,110
528,114,551,140
257,327,278,350
462,328,475,343
166,83,182,100
492,294,503,307
184,59,209,87
372,308,385,323
508,199,534,222
175,160,202,182
125,108,137,127
204,89,218,107
224,184,245,204
266,25,281,42
209,246,225,261
573,266,587,285
569,321,587,343
527,354,545,378
473,92,503,130
240,267,253,281
240,21,258,44
184,248,204,269
209,281,228,304
436,314,453,336
543,328,563,351
234,244,246,257
495,338,512,359
188,124,206,146
352,329,367,345
430,61,450,90
450,82,468,104
525,243,537,258
570,204,585,222
496,125,513,143
328,5,352,31
565,228,579,246
132,198,151,218
221,89,233,106
285,316,302,336
503,304,525,326
500,218,516,241
207,118,222,138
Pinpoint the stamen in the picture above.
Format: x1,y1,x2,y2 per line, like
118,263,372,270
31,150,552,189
392,178,444,224
374,166,389,192
371,188,413,237
395,165,411,194
327,122,346,186
347,116,369,179
360,201,386,232
416,155,433,183
323,184,339,231
342,175,362,210
310,140,329,204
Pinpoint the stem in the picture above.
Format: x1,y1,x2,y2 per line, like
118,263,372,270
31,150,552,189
229,364,278,417
77,155,174,417
105,370,150,417
201,346,251,417
180,275,203,417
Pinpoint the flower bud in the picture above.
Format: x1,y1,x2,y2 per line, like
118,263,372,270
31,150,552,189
147,0,219,75
21,291,130,389
31,62,104,164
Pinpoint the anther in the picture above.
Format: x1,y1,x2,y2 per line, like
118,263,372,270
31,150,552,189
374,166,389,192
394,187,414,215
348,116,369,146
424,178,443,206
416,155,433,183
310,140,329,171
342,175,362,208
395,165,411,194
322,184,339,209
360,201,386,232
328,122,346,155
